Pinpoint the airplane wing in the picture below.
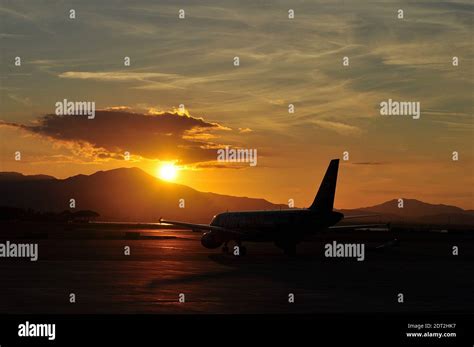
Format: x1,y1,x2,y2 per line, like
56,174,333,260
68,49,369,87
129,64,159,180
159,218,244,238
343,214,381,220
329,223,389,230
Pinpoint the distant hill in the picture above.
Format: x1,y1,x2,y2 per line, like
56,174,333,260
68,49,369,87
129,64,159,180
0,168,284,223
0,169,472,225
0,206,100,222
339,198,474,225
359,198,465,217
0,172,55,182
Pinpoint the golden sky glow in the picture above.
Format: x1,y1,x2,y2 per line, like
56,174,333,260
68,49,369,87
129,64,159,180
158,163,178,181
0,1,472,209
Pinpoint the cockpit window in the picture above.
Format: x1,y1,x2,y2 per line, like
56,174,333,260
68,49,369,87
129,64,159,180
211,214,225,225
210,215,218,225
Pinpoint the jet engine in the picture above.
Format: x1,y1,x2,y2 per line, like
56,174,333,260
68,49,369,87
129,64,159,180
200,231,224,249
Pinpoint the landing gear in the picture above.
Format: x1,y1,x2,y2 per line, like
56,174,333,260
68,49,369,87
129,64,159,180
222,241,248,256
234,241,247,257
275,240,297,257
222,242,229,254
283,245,296,257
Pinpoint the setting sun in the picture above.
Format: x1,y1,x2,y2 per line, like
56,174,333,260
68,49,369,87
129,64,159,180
158,163,178,181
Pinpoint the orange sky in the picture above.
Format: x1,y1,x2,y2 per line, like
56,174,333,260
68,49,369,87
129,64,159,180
1,1,473,209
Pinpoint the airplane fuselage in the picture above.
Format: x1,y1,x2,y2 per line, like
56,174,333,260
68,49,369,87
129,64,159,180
164,159,346,255
200,209,344,249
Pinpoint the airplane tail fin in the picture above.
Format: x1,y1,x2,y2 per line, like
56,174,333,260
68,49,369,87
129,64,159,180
309,159,339,212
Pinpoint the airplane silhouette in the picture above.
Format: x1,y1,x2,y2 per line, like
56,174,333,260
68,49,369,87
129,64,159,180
160,159,384,255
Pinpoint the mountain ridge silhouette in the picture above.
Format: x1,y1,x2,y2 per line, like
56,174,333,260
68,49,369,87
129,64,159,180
0,168,472,224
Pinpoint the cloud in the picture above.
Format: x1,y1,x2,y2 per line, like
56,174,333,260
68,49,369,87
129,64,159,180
1,110,230,164
102,105,131,111
193,162,247,170
7,93,32,106
352,162,386,166
57,69,258,92
311,120,362,136
58,71,179,82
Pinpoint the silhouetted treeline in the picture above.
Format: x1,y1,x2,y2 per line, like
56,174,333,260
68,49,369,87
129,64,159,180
0,206,99,222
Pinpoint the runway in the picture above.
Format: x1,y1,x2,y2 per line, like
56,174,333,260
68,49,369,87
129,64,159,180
0,228,473,314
